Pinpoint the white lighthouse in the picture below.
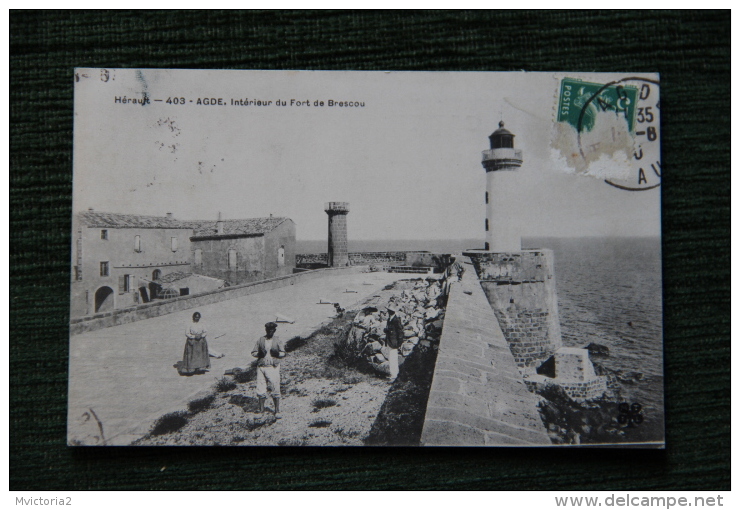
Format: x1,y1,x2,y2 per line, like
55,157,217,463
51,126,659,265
481,121,524,252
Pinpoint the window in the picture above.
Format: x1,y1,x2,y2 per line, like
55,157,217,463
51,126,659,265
194,249,202,266
228,249,237,269
100,261,109,277
134,235,141,252
100,229,108,240
171,237,178,252
120,274,132,294
485,218,489,232
485,191,488,204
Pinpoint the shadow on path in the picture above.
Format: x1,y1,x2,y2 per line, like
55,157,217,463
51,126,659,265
364,344,439,446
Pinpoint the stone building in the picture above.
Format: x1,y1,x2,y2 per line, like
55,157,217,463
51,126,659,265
188,215,296,286
70,211,296,318
70,211,195,317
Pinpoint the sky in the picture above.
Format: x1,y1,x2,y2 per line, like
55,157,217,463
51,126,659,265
73,69,661,241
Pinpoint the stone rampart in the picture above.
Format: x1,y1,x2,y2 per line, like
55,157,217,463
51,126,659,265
69,266,362,335
468,250,562,370
420,257,549,446
296,251,451,271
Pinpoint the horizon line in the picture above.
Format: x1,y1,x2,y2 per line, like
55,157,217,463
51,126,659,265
297,235,662,242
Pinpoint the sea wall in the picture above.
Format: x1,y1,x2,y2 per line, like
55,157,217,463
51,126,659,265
467,250,563,369
69,266,362,335
420,257,549,446
296,251,451,271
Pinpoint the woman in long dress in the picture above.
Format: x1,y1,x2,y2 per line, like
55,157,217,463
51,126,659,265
179,311,210,375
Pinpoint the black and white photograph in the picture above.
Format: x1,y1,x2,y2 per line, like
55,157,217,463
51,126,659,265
68,69,663,447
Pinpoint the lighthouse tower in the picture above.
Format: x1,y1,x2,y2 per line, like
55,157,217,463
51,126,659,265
325,202,350,267
471,121,562,370
481,121,524,252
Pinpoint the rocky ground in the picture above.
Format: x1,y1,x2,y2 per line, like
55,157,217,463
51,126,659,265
134,279,441,446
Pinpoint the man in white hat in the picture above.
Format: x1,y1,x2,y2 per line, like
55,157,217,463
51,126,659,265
384,306,403,382
251,322,286,416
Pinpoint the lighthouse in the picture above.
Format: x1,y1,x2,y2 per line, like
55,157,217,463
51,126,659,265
325,202,350,267
470,120,562,370
481,121,523,252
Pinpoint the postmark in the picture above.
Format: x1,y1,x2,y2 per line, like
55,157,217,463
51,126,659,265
552,74,661,191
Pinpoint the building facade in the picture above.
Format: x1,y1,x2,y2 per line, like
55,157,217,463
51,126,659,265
70,212,194,317
70,212,296,318
189,216,296,286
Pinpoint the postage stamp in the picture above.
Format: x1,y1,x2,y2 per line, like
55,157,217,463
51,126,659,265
68,69,664,447
551,73,661,191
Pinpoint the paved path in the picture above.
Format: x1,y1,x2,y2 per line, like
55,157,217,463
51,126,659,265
68,271,408,445
421,258,550,446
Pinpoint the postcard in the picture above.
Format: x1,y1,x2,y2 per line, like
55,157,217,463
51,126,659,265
68,69,663,447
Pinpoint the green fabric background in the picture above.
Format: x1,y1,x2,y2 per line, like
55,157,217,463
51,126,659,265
10,10,730,490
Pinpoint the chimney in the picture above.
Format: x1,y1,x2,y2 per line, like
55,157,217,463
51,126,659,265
166,212,173,219
216,212,224,234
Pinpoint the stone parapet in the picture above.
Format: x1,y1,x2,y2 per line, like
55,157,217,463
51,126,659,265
69,265,362,335
296,251,453,271
468,249,563,369
420,257,549,446
324,202,350,213
467,250,553,282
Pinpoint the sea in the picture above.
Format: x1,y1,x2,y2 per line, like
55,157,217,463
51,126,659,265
296,236,665,442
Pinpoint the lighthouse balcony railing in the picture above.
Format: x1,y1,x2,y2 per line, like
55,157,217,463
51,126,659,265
481,148,523,162
324,202,350,213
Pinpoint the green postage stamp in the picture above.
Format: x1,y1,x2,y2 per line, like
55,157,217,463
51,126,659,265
557,78,639,134
552,73,661,191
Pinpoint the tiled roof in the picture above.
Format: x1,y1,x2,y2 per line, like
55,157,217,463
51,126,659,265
77,212,291,236
78,211,188,229
189,217,289,238
158,271,192,284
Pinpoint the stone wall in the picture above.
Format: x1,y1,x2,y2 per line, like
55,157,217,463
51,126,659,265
327,212,349,266
524,347,608,402
350,251,407,264
420,257,549,446
69,266,362,335
295,253,329,269
468,250,562,370
296,251,452,271
192,235,265,285
191,221,296,286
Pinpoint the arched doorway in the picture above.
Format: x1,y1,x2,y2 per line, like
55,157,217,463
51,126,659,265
94,286,114,313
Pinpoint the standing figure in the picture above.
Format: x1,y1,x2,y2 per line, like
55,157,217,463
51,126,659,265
251,322,286,416
384,306,403,382
179,312,210,375
333,302,345,318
